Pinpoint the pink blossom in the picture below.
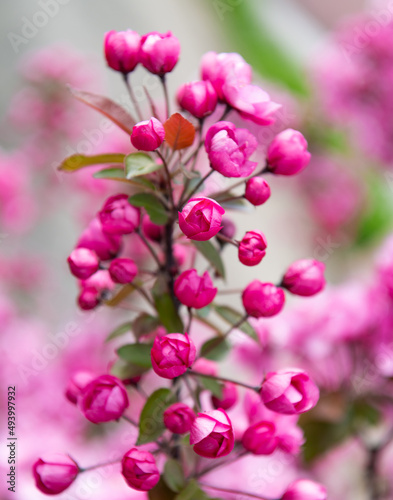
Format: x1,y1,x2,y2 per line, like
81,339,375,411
163,403,196,434
77,216,122,260
282,479,327,500
151,333,196,379
211,382,238,410
267,129,311,176
282,259,326,297
174,269,217,309
190,409,234,458
260,369,319,415
67,248,99,280
108,258,138,284
205,121,258,178
139,31,180,75
104,30,140,73
242,281,285,317
79,374,129,423
65,371,95,405
178,197,225,241
121,448,159,491
238,230,268,266
177,80,218,119
242,421,278,455
200,51,252,100
245,177,271,206
99,194,140,235
223,81,281,125
131,117,165,151
32,454,79,495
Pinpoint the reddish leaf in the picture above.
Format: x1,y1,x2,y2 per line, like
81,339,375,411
68,86,135,135
163,113,196,150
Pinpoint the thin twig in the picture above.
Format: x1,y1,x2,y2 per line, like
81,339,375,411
160,75,170,120
187,369,258,392
122,73,143,121
156,149,175,208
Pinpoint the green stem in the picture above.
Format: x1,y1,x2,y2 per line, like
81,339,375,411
182,170,214,207
123,73,143,122
160,74,170,120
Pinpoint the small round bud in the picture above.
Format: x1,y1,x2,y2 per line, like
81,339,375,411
79,374,129,423
179,197,224,241
109,258,138,284
99,194,140,235
190,409,234,459
77,286,100,310
282,479,327,500
245,177,271,206
267,129,311,176
242,281,285,318
65,371,95,405
163,403,196,434
131,117,165,151
211,382,238,410
242,421,278,455
238,230,267,266
151,333,196,379
174,269,217,309
177,80,218,119
33,454,79,495
142,213,164,242
282,259,325,296
220,217,236,240
121,448,159,491
67,248,99,280
104,30,140,73
139,31,180,76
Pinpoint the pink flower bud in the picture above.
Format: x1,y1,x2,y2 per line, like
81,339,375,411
242,281,285,318
82,269,115,293
282,479,327,500
177,80,218,119
205,121,257,178
67,248,99,280
77,217,121,261
241,421,278,455
163,402,196,434
121,448,159,491
151,333,196,379
65,371,95,405
260,369,319,415
109,258,138,284
79,374,129,423
77,286,100,310
179,197,225,241
142,213,163,241
267,129,311,176
282,259,326,297
238,231,267,266
174,269,217,309
33,454,79,495
200,51,252,100
211,382,238,410
139,31,180,75
99,194,140,235
223,82,281,125
131,117,165,151
193,358,218,376
104,30,140,73
245,177,271,206
190,409,234,458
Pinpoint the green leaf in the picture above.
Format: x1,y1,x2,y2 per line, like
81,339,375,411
93,167,125,179
163,460,186,493
132,313,161,339
152,277,184,333
214,305,258,342
125,152,163,178
200,337,230,361
199,376,223,399
117,343,153,369
191,241,225,279
105,284,136,307
129,193,169,225
58,153,125,172
149,478,177,500
175,479,210,500
137,388,175,445
105,322,132,342
110,358,150,379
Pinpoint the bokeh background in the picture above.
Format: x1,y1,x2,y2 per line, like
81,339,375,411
3,1,393,499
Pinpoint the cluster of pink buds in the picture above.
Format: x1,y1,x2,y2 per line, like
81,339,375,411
37,28,328,500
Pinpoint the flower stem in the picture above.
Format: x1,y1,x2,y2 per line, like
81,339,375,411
160,74,170,120
136,228,162,269
187,369,259,392
79,457,122,473
122,73,143,122
156,150,175,209
215,233,238,246
181,170,214,206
